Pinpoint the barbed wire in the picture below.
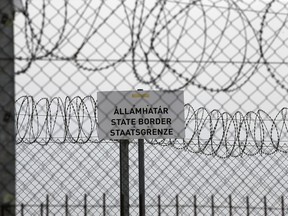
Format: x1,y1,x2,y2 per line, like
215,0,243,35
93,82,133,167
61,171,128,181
16,96,288,158
15,0,288,92
12,1,288,210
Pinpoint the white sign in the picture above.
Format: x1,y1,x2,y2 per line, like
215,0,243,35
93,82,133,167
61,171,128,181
97,90,185,139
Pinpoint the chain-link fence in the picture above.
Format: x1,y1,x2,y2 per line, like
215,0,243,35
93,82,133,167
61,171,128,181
1,0,288,215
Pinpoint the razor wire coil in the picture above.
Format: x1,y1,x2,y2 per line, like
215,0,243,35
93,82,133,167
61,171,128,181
16,96,288,158
15,0,288,92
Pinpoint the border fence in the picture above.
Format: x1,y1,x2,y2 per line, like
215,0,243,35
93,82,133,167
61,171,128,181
1,0,288,215
1,194,288,215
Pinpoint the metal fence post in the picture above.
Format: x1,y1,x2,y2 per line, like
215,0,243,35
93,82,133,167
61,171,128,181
246,196,249,216
0,0,15,215
211,195,215,216
281,196,285,216
194,195,197,216
158,195,161,216
83,194,87,216
264,196,267,216
40,202,44,216
229,195,232,216
46,195,49,216
138,138,145,216
65,195,69,216
103,193,106,216
176,194,179,216
20,204,24,216
120,139,129,216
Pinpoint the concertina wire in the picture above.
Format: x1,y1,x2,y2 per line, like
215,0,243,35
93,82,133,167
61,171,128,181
16,96,288,158
16,0,288,92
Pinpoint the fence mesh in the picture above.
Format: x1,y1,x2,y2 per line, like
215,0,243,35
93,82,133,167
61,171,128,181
1,0,288,215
